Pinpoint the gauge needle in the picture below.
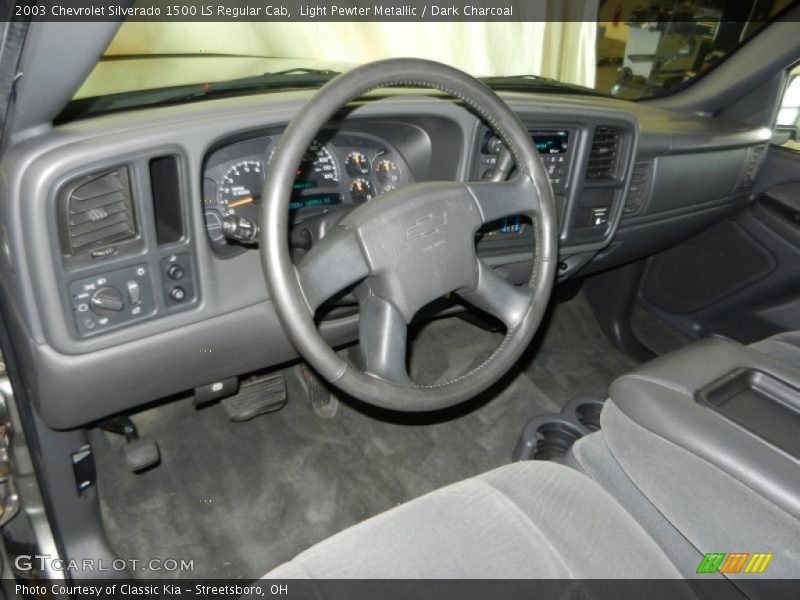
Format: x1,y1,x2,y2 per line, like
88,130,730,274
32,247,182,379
227,196,254,209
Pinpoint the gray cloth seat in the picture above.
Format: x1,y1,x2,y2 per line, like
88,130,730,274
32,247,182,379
750,330,800,368
265,461,682,578
263,330,800,581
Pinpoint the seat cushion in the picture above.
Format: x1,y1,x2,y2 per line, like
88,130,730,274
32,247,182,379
264,461,681,578
750,331,800,368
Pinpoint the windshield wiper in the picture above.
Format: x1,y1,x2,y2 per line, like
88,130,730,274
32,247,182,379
200,68,341,95
58,68,341,122
479,75,605,97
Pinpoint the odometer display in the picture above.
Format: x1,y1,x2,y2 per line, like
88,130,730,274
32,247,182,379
289,193,343,211
293,180,318,191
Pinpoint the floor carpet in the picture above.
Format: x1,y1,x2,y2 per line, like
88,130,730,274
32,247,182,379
96,292,637,580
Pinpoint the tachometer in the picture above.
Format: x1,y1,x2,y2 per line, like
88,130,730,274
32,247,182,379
219,160,264,218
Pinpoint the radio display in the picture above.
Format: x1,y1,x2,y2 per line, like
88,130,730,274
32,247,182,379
289,193,342,211
531,130,569,154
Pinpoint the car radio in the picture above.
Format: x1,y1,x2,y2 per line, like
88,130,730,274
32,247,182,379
475,126,576,243
477,128,575,193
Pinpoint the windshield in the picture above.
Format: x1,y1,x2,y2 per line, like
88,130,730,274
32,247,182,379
70,1,797,116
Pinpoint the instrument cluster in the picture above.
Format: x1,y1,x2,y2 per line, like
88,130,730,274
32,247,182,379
202,131,411,250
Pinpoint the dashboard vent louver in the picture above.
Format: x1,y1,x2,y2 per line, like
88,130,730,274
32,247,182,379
586,126,622,181
623,161,652,217
59,167,137,256
739,144,767,191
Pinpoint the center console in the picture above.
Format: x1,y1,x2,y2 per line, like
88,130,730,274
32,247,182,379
600,335,800,578
474,127,579,253
472,119,636,273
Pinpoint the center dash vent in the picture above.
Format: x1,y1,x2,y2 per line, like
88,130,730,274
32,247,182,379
59,167,137,257
623,161,652,217
586,126,622,181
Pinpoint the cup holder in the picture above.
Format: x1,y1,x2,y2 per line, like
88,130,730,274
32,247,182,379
513,396,606,462
531,420,584,461
573,399,605,432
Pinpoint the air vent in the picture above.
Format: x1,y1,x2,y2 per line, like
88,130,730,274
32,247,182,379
623,161,651,217
59,167,137,256
739,144,767,191
586,126,622,181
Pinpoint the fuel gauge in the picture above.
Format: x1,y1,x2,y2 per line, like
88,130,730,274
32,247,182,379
350,179,375,204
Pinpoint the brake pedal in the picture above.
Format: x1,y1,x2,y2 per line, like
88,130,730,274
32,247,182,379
221,373,287,422
99,415,160,473
123,438,161,472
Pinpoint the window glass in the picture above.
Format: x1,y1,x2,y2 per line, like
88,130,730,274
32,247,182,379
67,0,799,118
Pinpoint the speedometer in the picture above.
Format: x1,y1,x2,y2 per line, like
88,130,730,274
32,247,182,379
268,139,339,190
299,140,339,185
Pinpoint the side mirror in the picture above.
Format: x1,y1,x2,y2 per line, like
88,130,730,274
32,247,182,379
773,126,798,145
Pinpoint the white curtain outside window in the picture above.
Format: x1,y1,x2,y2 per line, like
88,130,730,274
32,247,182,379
76,4,598,98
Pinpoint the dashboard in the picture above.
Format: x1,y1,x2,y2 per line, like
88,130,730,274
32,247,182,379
201,122,608,254
0,90,772,429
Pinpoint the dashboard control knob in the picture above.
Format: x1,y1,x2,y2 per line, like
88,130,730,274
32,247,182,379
170,287,187,302
222,215,258,243
487,136,503,155
90,286,125,314
166,264,185,281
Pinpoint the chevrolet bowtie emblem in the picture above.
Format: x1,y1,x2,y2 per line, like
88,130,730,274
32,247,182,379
406,212,448,240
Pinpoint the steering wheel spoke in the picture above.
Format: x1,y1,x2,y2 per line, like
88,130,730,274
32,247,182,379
465,174,541,225
459,260,530,330
358,291,412,385
295,226,370,313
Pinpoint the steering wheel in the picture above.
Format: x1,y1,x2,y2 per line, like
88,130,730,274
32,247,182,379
260,58,557,412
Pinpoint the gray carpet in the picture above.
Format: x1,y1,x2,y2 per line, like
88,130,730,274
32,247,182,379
520,293,639,406
631,304,694,356
96,292,635,580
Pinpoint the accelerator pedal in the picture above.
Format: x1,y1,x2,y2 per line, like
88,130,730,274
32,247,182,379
300,364,338,419
221,373,287,422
